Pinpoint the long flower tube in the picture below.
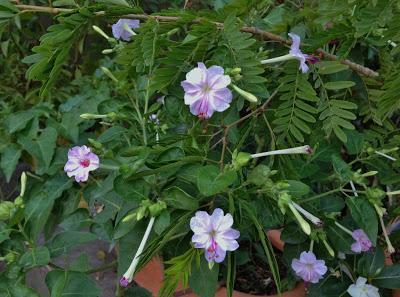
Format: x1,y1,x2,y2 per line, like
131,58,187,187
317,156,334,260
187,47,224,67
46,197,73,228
250,145,312,159
287,202,311,235
120,216,155,286
374,204,395,254
291,201,323,226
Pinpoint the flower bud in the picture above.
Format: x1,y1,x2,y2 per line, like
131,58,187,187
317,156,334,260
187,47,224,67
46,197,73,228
101,67,119,83
148,201,167,217
88,138,103,150
230,67,242,75
80,113,108,120
232,151,251,170
102,49,114,54
231,84,258,103
92,25,110,40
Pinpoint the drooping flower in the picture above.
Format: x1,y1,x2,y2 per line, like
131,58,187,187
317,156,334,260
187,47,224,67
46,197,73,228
347,277,380,297
291,251,327,283
181,62,232,119
260,33,317,73
351,229,372,253
112,19,140,41
190,208,240,263
64,145,99,183
120,216,155,287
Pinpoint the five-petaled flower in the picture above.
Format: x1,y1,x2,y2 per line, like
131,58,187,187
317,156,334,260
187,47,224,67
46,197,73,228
64,145,99,183
351,229,372,253
181,62,232,119
112,19,140,41
190,208,240,263
291,251,327,283
347,277,380,297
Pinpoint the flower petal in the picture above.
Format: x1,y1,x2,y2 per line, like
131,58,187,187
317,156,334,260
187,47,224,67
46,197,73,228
288,32,301,52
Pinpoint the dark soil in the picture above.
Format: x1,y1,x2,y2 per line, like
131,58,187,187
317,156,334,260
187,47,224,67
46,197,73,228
234,243,287,295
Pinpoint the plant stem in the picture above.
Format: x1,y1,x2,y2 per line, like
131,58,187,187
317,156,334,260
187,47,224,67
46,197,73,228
14,5,379,77
86,261,117,274
300,188,341,203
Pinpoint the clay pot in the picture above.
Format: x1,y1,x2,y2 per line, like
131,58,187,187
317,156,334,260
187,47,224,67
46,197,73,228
134,230,305,297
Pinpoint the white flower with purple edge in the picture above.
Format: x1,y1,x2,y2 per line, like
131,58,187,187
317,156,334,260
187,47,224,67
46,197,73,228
190,208,240,263
64,145,99,183
291,251,327,283
112,19,140,41
351,229,372,253
181,62,232,119
347,277,380,297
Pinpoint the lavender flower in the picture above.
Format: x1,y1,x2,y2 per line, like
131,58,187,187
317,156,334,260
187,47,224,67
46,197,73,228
260,33,317,73
347,277,380,297
112,19,140,41
64,145,99,183
190,208,240,263
291,251,327,283
351,229,372,253
181,62,232,119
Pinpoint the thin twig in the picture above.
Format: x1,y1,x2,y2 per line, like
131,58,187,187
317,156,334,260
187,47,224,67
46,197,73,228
15,5,379,77
219,89,279,170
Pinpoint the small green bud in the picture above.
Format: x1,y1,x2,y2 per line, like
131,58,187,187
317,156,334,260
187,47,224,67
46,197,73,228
4,252,16,263
101,67,119,83
366,147,375,154
232,150,251,170
80,113,107,120
102,49,114,54
148,201,167,217
231,84,258,103
366,188,386,203
88,138,103,150
92,25,110,40
14,197,24,208
362,171,378,177
166,28,180,37
20,172,27,198
230,67,242,75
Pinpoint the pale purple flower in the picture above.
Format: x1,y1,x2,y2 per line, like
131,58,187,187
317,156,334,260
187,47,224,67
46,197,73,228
181,62,232,119
112,19,140,41
291,251,327,283
351,229,372,253
347,277,380,297
64,145,99,183
288,33,310,73
190,208,240,263
119,277,129,287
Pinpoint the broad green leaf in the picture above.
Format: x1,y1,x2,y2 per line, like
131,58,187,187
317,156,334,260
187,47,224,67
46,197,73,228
6,110,36,133
346,197,378,245
47,231,97,257
325,81,356,90
19,246,50,269
286,180,310,197
59,209,92,231
0,145,21,182
281,224,308,244
163,187,198,210
357,247,385,277
189,257,219,297
114,176,150,202
331,155,351,181
372,265,400,289
125,285,152,297
197,165,237,196
69,253,91,272
325,224,352,253
0,281,40,297
154,210,171,235
46,270,101,297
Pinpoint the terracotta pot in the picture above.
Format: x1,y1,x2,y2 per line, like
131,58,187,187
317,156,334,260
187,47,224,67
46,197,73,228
134,230,305,297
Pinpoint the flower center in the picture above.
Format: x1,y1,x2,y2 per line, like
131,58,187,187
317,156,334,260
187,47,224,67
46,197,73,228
80,159,90,168
202,85,211,93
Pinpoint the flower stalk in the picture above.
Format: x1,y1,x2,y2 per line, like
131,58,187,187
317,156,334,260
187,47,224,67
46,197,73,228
291,201,323,226
288,202,311,235
373,204,395,254
261,53,294,64
120,216,155,286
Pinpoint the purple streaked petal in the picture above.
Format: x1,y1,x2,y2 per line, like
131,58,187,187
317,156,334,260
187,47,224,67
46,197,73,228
220,229,240,240
189,97,213,118
64,160,79,172
112,19,140,41
217,238,239,251
288,32,301,52
300,251,317,263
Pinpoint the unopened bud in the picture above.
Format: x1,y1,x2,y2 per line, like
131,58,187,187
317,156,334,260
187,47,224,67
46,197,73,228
92,25,110,40
80,113,108,120
231,84,258,103
102,49,114,54
101,67,119,83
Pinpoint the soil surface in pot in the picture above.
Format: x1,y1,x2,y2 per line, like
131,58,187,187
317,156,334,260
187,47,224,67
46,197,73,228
234,244,287,295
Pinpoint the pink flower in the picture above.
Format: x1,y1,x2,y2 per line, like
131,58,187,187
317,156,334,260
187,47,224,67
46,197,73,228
112,19,140,41
351,229,372,253
181,62,232,119
190,208,240,263
291,251,327,283
64,145,99,183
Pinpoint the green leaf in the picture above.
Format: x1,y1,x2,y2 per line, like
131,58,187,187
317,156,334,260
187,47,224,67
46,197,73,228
69,253,91,272
18,127,58,175
331,155,351,181
59,209,92,231
46,270,101,297
6,110,36,133
357,247,385,277
344,130,364,155
286,180,310,197
163,187,199,210
316,61,349,74
125,285,152,297
96,0,130,6
197,165,237,196
346,197,378,245
114,177,150,202
372,265,400,289
47,231,97,257
0,281,40,297
154,210,171,235
19,246,50,269
0,145,21,182
189,257,219,297
281,224,308,244
324,81,356,90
